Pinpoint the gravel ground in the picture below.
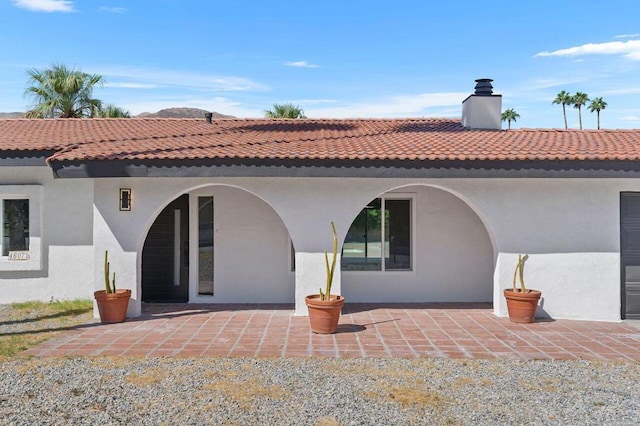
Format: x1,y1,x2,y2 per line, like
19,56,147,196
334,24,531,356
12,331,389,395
1,356,639,425
2,305,639,425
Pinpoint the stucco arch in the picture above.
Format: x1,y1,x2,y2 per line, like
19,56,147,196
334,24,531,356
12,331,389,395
135,182,294,257
363,182,498,258
340,182,495,303
134,181,297,308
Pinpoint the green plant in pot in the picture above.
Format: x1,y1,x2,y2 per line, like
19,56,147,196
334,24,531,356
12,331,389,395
305,221,345,334
503,254,542,323
93,250,132,323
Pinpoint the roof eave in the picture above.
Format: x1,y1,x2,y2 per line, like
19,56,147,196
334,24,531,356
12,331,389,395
49,157,640,179
0,150,57,166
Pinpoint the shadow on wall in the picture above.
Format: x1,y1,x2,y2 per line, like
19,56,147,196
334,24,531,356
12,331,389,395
344,302,493,315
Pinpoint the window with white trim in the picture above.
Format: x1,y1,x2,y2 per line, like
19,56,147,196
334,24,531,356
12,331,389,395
342,197,412,271
0,186,42,271
2,199,29,256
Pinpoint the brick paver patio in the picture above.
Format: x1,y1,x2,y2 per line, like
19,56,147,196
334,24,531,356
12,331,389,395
24,303,640,361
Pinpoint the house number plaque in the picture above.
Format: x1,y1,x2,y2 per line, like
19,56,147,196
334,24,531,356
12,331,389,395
8,251,30,260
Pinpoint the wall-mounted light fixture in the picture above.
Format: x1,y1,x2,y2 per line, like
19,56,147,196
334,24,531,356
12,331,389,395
119,188,132,211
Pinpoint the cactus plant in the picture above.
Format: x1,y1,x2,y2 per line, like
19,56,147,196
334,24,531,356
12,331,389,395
319,221,338,301
306,221,344,333
104,250,116,294
511,254,528,292
95,249,130,323
505,254,540,323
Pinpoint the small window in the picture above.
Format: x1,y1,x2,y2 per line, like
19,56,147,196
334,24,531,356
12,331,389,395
342,197,412,272
198,196,214,296
2,199,29,256
290,241,296,272
0,186,42,271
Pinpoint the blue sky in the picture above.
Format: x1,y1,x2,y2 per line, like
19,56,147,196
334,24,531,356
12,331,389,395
1,0,640,129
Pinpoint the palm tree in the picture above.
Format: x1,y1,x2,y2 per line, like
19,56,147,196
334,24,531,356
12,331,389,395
572,92,590,130
265,103,306,119
552,90,572,129
24,63,104,118
98,104,131,118
587,97,607,130
501,108,520,130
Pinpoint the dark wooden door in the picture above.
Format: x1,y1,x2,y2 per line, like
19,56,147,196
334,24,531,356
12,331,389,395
620,192,640,319
142,194,189,302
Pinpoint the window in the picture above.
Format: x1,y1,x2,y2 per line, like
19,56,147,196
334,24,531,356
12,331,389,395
2,199,29,256
290,241,296,272
0,186,41,271
342,197,412,271
198,196,214,296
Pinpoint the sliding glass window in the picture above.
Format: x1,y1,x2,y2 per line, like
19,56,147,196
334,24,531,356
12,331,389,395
342,197,411,271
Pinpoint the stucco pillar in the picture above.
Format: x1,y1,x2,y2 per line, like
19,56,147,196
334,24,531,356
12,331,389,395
294,252,341,316
93,200,141,318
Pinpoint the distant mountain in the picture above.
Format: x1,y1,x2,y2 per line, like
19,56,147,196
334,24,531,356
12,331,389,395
0,112,24,118
136,108,235,119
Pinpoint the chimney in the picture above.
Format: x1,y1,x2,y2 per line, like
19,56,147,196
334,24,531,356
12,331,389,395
204,112,213,124
461,78,502,130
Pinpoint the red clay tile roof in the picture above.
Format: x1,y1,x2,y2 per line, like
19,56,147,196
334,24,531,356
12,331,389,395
2,117,640,163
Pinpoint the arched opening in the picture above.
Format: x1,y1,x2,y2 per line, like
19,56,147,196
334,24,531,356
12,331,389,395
142,194,190,302
140,185,295,304
341,184,494,303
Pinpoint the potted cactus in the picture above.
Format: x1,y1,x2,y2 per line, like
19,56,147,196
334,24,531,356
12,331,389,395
503,254,541,323
94,250,131,323
305,221,345,334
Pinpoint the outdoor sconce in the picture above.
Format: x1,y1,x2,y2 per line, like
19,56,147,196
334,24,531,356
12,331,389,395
119,188,132,211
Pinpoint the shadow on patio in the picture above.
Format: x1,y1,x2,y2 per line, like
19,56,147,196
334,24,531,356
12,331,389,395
23,303,640,361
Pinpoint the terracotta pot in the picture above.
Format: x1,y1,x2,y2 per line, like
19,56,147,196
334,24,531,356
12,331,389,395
305,294,344,334
94,289,131,323
503,288,541,324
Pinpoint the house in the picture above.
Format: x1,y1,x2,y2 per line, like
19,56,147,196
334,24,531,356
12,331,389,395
1,79,639,322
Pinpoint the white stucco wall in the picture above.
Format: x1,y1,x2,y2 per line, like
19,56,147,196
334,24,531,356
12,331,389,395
2,169,633,323
0,167,94,303
90,176,637,321
449,179,624,322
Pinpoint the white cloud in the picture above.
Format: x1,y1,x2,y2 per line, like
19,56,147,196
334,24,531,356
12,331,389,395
283,61,319,68
528,78,589,90
602,87,640,95
620,115,640,121
12,0,74,12
292,99,337,105
99,6,127,13
534,39,640,60
124,92,469,119
96,65,269,92
103,82,159,89
615,34,640,39
306,92,468,118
